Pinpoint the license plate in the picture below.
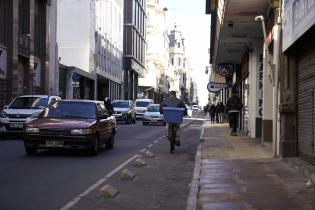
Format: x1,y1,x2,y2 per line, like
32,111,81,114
9,123,24,129
46,140,64,147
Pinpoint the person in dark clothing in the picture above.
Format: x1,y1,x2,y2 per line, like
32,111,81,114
226,86,243,136
216,102,225,123
160,90,187,146
203,104,209,116
208,104,216,124
104,97,114,116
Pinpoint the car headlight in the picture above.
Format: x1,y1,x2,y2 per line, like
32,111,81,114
71,129,92,135
25,127,39,133
0,111,7,118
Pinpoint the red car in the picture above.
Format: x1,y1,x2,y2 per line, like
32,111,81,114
24,100,116,156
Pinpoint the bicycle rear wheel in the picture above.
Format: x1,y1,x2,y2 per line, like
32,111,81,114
169,124,175,154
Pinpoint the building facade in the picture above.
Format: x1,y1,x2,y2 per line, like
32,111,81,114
123,0,146,101
207,0,315,164
0,0,58,106
139,0,169,103
280,0,315,163
168,25,190,102
57,0,123,100
207,0,271,138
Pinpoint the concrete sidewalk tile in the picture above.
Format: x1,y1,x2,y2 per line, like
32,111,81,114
197,192,243,203
197,201,255,210
187,122,315,210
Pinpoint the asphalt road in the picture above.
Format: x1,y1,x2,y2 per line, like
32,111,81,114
0,116,203,210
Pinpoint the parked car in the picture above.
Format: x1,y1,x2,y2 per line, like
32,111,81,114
192,105,199,111
24,100,116,155
186,107,193,118
0,95,61,134
112,100,136,124
135,99,154,119
143,104,166,126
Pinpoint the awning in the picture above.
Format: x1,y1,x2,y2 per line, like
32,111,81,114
68,66,95,80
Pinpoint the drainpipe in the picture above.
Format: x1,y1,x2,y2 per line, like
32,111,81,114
273,1,282,157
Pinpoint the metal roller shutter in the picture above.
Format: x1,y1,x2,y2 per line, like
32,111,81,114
297,34,315,164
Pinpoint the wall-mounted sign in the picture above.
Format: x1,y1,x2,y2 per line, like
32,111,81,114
217,64,233,77
283,0,315,51
0,47,7,79
258,54,263,117
207,82,225,93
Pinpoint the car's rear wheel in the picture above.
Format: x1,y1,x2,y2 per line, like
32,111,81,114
106,132,114,149
143,122,146,125
25,147,37,155
89,135,99,156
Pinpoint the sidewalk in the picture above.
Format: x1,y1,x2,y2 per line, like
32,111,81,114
187,121,315,210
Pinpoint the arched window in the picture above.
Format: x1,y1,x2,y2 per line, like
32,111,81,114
178,42,180,48
171,58,174,65
178,58,181,66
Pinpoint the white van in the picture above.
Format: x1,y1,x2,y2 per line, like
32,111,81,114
135,99,154,119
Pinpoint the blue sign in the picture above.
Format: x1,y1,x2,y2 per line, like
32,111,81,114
207,82,225,93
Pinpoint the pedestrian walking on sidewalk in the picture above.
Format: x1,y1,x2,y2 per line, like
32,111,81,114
216,102,225,123
226,86,243,136
208,104,216,124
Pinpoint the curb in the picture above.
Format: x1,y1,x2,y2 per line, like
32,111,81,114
185,121,205,210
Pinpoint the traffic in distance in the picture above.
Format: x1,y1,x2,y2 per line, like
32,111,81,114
0,95,201,156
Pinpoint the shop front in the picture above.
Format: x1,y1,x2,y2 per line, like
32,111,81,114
281,0,315,162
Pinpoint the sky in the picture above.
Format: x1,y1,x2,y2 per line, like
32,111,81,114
161,0,211,106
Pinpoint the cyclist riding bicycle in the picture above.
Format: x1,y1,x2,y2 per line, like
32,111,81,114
160,90,187,146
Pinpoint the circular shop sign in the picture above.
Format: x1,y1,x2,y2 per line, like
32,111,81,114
217,64,233,77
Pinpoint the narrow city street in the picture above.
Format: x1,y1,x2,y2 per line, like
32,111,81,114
0,116,203,210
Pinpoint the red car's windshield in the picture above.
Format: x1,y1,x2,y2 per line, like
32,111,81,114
42,101,97,119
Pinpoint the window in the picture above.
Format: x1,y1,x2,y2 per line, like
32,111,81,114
34,0,44,57
0,0,6,45
178,42,180,48
178,58,181,67
171,58,174,65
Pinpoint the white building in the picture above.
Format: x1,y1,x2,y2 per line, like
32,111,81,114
168,25,191,102
57,0,123,100
140,0,169,102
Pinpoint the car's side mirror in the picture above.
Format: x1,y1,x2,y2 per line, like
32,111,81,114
3,105,8,109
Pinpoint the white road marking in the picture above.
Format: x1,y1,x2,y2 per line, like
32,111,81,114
154,140,159,144
139,148,147,153
148,144,153,148
59,154,139,210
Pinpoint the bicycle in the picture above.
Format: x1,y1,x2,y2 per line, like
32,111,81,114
162,107,185,154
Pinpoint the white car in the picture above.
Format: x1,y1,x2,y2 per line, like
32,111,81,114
186,107,193,118
143,104,165,125
112,100,136,124
135,99,153,119
192,105,199,111
0,95,61,134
